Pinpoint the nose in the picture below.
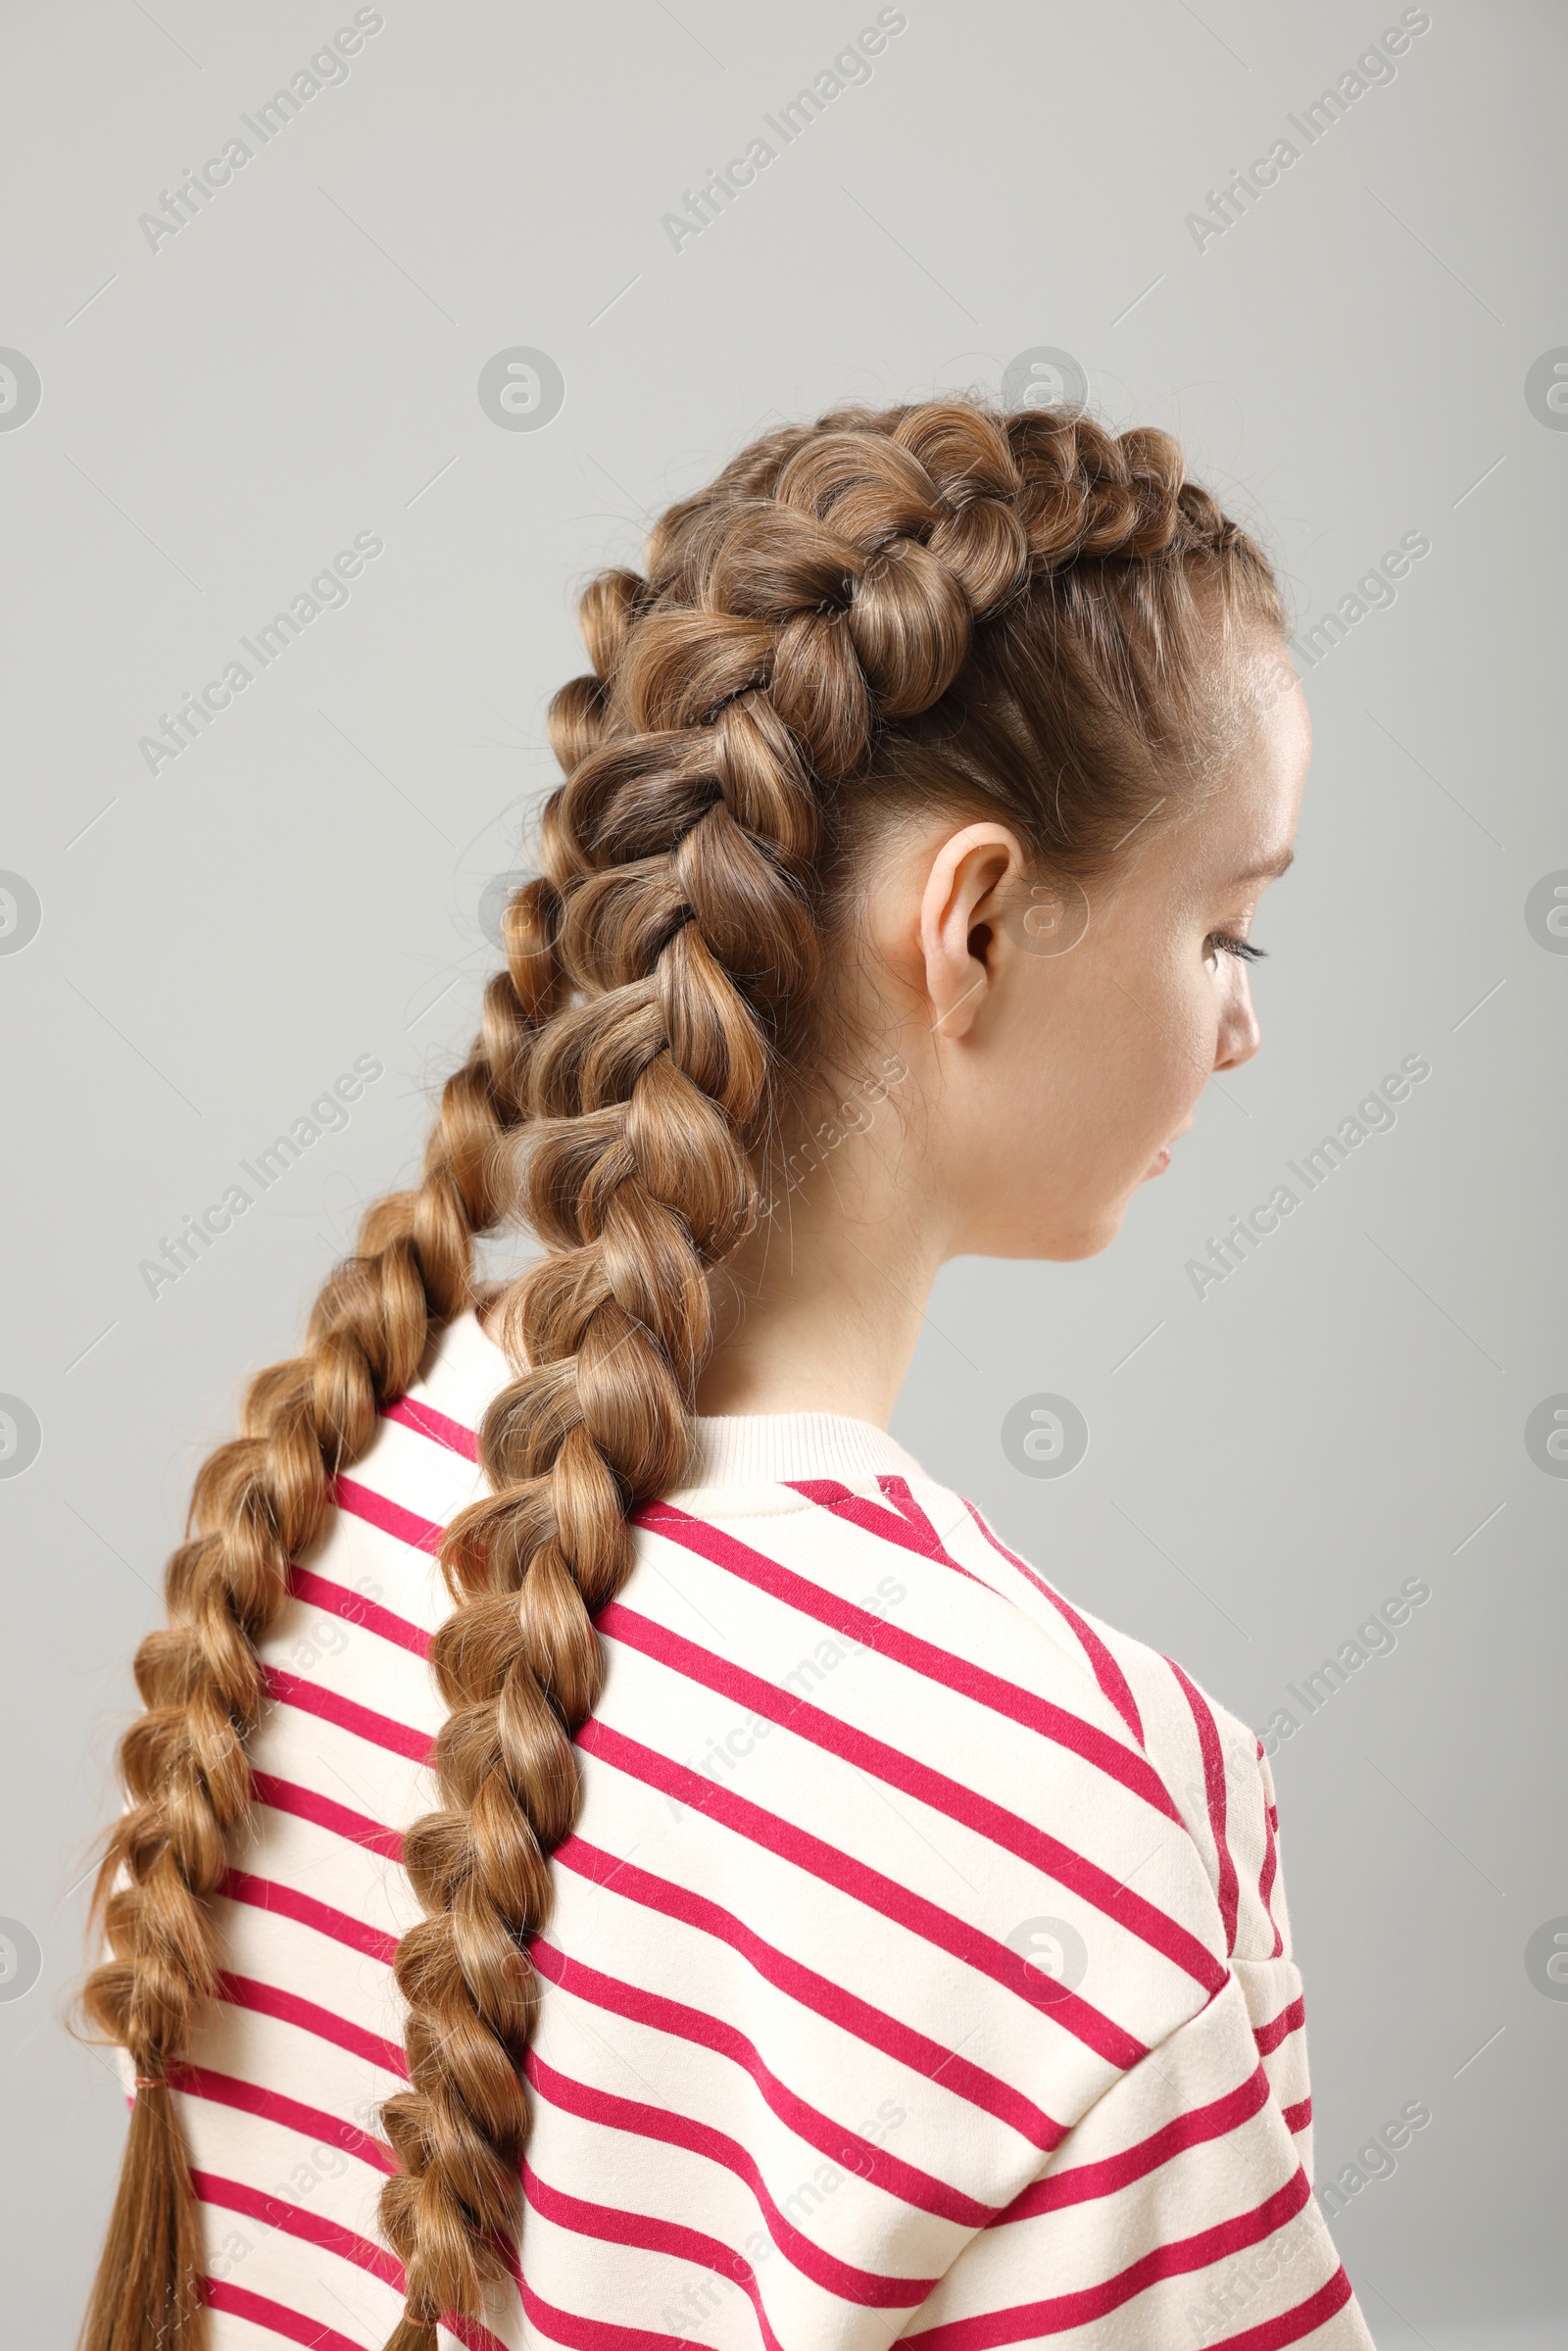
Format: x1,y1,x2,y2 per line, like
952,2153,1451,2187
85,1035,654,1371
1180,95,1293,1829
1214,966,1262,1071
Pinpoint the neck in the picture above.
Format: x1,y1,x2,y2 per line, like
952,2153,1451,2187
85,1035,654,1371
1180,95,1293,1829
692,1161,945,1429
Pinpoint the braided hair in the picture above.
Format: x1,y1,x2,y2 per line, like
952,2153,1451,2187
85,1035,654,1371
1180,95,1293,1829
75,397,1286,2348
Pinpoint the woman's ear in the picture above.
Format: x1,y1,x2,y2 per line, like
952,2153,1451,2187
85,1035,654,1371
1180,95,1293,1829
920,824,1026,1038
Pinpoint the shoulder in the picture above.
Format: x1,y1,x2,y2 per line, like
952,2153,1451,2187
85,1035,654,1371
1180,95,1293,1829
593,1459,1304,2177
938,1484,1293,1968
622,1465,1240,2043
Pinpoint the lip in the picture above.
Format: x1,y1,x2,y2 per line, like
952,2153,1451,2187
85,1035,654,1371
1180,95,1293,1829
1150,1146,1171,1173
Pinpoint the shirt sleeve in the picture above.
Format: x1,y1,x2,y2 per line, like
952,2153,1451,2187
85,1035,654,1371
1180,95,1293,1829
894,1964,1376,2346
862,1525,1378,2350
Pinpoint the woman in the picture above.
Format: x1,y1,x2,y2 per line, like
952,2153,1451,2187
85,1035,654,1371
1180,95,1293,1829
78,396,1370,2349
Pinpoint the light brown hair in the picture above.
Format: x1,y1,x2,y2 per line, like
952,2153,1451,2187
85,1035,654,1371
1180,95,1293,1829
75,394,1286,2347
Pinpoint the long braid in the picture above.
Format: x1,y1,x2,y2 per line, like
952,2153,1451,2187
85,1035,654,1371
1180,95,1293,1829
74,884,570,2351
369,403,1080,2336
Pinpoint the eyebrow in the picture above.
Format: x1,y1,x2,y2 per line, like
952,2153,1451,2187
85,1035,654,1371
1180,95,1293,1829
1229,847,1296,886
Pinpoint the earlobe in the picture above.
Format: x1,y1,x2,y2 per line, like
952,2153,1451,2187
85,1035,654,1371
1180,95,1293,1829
930,967,988,1037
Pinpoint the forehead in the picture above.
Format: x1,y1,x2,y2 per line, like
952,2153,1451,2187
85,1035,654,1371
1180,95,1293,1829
1158,662,1310,886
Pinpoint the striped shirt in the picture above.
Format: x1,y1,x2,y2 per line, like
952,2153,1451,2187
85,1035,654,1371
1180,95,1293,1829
115,1308,1374,2349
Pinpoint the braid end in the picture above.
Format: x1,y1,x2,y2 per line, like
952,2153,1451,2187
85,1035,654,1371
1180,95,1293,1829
79,2082,207,2351
380,2320,440,2351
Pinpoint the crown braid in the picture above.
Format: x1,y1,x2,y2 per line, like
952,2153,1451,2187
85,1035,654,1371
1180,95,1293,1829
74,395,1285,2350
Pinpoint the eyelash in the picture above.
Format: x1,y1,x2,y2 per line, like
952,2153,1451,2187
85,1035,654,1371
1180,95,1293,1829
1207,932,1268,962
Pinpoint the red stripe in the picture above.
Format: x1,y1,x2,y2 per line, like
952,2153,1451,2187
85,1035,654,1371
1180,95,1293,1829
333,1475,442,1555
636,1504,1178,1822
532,1935,990,2227
208,2274,505,2351
554,1835,1062,2150
1257,1777,1285,1959
903,2165,1316,2344
1168,1657,1241,1955
582,1719,1158,2064
287,1562,431,1658
519,2274,703,2350
524,2160,786,2351
873,1472,944,1537
596,1609,1213,2020
252,1770,404,1862
383,1394,479,1460
1283,2095,1312,2133
994,2063,1273,2222
167,2061,395,2173
963,1501,1147,1746
875,1474,974,1564
1218,2266,1354,2348
192,2169,403,2289
201,2277,370,2349
198,2178,519,2351
218,1970,408,2077
786,1477,990,1576
220,1868,398,1967
1254,1995,1305,2056
262,1664,435,1766
526,2054,934,2309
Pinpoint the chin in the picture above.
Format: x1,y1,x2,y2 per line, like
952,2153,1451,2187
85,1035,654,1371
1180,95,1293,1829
1054,1208,1126,1261
992,1201,1127,1262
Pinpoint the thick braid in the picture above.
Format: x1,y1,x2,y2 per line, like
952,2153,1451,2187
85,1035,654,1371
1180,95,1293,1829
74,923,564,2351
373,647,817,2336
369,403,1089,2338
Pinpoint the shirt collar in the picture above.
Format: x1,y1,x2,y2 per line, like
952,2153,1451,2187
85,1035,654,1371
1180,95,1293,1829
681,1410,926,1488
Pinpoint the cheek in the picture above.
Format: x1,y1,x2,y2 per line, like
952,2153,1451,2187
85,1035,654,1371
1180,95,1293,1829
981,946,1219,1243
1102,960,1215,1135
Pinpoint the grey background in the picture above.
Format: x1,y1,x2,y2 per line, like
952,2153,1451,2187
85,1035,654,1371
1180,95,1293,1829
1,0,1562,2341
